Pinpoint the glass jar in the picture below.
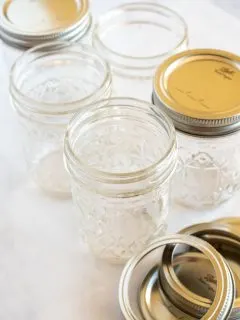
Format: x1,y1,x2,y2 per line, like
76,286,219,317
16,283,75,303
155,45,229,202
153,49,240,209
10,42,112,198
64,98,177,263
173,132,240,208
0,0,92,69
93,2,188,102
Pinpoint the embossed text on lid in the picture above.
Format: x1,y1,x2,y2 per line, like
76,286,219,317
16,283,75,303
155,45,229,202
153,49,240,136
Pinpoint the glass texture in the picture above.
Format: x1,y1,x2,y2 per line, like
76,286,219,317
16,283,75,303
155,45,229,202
173,131,240,208
64,98,177,263
10,42,111,198
93,3,188,101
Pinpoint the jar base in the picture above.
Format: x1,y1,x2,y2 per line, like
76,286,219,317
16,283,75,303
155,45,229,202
32,150,71,199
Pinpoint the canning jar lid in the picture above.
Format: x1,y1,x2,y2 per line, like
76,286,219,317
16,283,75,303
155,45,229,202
153,49,240,136
0,0,91,48
119,234,235,320
214,217,240,229
159,223,240,319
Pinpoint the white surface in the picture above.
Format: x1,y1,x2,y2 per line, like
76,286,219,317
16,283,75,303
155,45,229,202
0,1,240,319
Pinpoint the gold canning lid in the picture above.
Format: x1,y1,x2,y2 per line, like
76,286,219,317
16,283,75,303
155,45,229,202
119,235,234,320
0,0,90,48
153,49,240,136
159,223,239,319
140,266,196,320
165,251,240,320
214,217,240,229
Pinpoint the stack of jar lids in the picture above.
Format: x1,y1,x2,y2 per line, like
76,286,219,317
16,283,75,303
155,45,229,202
119,217,240,319
0,0,91,48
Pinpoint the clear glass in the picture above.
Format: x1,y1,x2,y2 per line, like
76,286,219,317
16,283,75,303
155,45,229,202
173,130,240,209
64,98,177,263
93,3,188,101
10,42,111,198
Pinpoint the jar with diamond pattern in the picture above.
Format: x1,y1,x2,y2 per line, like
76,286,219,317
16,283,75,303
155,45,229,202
64,98,177,263
153,49,240,208
10,42,111,198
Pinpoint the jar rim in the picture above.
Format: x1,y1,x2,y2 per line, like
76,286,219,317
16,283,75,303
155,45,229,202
10,41,112,116
93,3,188,67
64,97,177,187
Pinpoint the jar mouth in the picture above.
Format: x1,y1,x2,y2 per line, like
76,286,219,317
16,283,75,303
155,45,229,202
93,3,188,76
10,41,112,116
64,97,177,188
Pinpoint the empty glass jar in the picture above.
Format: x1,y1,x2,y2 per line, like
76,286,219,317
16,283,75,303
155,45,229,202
93,2,188,101
64,98,177,263
0,0,92,69
153,49,240,209
10,42,111,197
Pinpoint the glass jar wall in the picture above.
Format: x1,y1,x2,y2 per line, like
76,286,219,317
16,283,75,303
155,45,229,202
10,42,111,198
93,3,188,102
173,131,240,208
64,98,177,263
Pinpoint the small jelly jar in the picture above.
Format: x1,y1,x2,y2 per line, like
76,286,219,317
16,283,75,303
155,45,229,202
10,42,111,198
64,98,177,263
153,49,240,209
93,2,188,101
0,0,92,69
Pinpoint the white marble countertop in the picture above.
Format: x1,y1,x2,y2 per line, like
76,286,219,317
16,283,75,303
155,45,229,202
0,1,240,319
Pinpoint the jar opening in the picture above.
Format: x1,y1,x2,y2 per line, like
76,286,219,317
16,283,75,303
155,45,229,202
10,42,111,116
93,3,188,78
64,98,177,190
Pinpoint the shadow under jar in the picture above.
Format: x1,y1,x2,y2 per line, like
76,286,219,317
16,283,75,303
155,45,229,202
0,0,92,70
153,49,240,209
64,98,177,263
10,42,111,198
93,2,188,101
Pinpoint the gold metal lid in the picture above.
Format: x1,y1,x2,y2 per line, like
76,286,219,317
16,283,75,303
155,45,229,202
158,223,240,319
166,251,240,320
0,0,90,48
118,235,234,320
139,266,195,319
214,217,240,230
153,49,240,136
180,222,240,242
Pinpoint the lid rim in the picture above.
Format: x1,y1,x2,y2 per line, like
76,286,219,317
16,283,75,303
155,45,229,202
119,234,235,320
0,0,90,48
153,48,240,137
152,91,240,137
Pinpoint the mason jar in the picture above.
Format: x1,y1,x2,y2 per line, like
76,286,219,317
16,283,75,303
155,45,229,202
64,98,177,263
153,49,240,209
93,2,188,102
0,0,92,69
10,42,111,198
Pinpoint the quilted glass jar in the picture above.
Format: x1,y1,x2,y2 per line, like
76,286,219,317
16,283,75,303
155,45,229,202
174,132,240,208
10,42,111,198
153,49,240,209
0,0,92,69
93,2,188,101
64,98,177,263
